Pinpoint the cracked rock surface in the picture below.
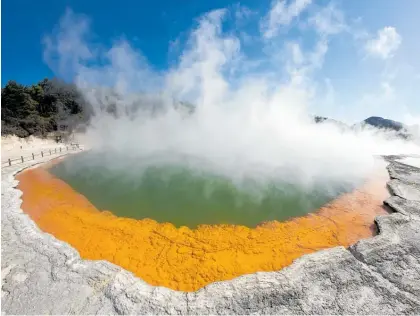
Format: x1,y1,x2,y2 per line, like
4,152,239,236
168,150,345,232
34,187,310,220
2,155,420,314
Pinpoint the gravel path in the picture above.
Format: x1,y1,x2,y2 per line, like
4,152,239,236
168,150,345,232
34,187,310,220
1,154,420,314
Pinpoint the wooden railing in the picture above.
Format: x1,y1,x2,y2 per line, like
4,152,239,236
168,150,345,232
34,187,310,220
1,144,81,168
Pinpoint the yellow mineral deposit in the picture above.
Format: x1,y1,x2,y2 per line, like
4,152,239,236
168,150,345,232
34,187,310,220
17,162,389,291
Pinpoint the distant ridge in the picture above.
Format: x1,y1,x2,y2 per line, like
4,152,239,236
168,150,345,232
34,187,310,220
313,116,350,131
363,116,404,131
314,115,416,140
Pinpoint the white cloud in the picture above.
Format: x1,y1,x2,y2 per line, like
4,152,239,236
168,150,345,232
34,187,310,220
289,42,304,65
261,0,312,39
309,38,328,68
380,81,395,98
309,2,346,36
356,80,398,121
365,26,402,59
234,4,254,22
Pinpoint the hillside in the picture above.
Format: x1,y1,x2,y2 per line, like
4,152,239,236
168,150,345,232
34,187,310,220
363,116,404,131
314,115,418,140
1,79,88,138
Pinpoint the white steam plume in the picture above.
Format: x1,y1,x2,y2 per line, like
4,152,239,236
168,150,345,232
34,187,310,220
43,5,420,192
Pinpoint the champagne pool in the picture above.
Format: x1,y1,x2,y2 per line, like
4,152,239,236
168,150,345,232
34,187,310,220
17,152,389,291
49,151,357,227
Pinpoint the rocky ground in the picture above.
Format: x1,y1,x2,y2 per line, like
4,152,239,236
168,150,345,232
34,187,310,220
1,154,420,314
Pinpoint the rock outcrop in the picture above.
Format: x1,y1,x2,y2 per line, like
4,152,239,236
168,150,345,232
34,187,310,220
2,154,420,314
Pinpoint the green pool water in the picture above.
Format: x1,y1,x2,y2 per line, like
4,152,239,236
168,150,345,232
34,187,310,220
50,152,357,228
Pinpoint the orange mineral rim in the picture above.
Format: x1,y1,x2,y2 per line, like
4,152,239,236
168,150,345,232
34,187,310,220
17,157,390,291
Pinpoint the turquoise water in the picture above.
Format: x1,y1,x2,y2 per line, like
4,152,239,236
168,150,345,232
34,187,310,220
50,152,356,228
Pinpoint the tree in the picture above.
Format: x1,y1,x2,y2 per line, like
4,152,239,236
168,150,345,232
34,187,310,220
1,78,89,138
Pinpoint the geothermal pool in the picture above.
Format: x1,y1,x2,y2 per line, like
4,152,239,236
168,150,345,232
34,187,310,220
49,152,355,227
17,154,390,291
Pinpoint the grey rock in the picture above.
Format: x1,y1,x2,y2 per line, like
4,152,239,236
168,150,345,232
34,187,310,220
385,196,420,219
350,213,420,299
388,179,420,201
2,153,420,314
388,161,420,184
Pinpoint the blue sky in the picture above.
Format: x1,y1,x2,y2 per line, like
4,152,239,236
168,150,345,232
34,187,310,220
2,0,263,86
2,0,420,123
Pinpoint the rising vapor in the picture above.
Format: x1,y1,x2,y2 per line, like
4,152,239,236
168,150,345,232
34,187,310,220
43,3,420,194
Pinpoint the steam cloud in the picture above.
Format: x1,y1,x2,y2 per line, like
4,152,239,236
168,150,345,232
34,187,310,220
43,3,420,192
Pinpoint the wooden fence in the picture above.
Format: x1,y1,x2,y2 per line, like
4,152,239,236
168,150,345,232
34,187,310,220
1,144,81,168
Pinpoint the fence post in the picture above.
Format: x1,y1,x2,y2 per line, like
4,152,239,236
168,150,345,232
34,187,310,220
49,149,51,155
41,151,43,157
66,146,68,151
32,153,35,160
55,148,57,153
60,147,62,153
8,159,11,166
21,156,24,163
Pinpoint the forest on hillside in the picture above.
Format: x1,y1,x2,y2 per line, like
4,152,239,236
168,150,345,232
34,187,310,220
1,79,89,138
